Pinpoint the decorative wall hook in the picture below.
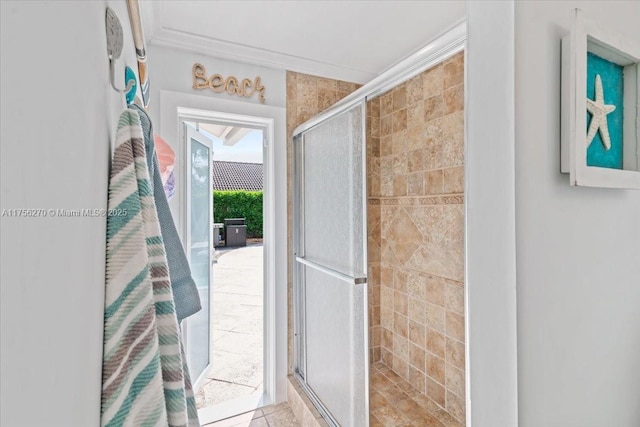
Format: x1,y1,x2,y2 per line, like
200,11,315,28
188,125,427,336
106,7,136,94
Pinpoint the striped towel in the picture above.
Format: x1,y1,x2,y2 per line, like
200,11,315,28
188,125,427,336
102,110,200,427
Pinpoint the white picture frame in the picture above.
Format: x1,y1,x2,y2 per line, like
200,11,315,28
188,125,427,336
561,9,640,190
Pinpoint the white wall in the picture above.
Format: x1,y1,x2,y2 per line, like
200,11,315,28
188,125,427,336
515,2,640,426
0,1,138,426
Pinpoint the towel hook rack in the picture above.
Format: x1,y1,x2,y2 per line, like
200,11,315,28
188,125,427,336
106,7,136,94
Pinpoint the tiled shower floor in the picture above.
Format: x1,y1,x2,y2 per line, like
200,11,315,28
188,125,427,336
370,362,463,427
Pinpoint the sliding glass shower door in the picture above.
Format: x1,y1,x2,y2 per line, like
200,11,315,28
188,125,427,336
293,101,369,427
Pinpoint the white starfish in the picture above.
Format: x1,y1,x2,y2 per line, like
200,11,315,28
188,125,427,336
586,74,616,150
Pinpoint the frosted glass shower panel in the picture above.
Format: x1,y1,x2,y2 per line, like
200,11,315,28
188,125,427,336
302,106,365,277
304,266,368,426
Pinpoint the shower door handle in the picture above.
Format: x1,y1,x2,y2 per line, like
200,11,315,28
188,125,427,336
295,257,367,285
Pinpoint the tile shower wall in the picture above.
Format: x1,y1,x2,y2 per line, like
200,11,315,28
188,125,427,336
367,97,382,364
367,52,465,423
286,72,361,375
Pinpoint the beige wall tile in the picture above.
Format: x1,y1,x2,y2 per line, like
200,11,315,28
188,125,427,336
424,95,444,122
392,152,409,174
407,102,424,130
315,77,336,91
392,109,408,133
337,80,358,93
381,286,393,309
445,337,465,369
393,269,408,293
406,75,424,105
445,363,465,398
444,280,464,315
426,329,446,359
382,327,393,350
393,354,409,380
394,312,409,338
370,117,381,139
426,352,446,385
394,333,409,361
426,303,445,333
443,84,464,115
381,114,392,136
409,320,426,348
425,170,444,195
426,276,445,307
446,311,465,343
408,150,425,173
426,377,446,407
381,266,394,288
442,134,464,168
408,297,427,325
446,390,465,422
423,141,443,171
297,83,318,107
407,172,424,196
394,290,408,316
409,342,426,371
443,53,464,89
393,87,407,111
406,271,427,300
443,166,464,194
381,307,393,330
380,92,393,116
393,175,407,196
408,366,426,394
423,64,444,96
380,135,393,157
382,347,393,366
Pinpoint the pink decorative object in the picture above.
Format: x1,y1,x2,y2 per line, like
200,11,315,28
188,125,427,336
154,134,176,199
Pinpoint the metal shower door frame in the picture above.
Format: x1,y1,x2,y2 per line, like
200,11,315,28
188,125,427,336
293,100,370,427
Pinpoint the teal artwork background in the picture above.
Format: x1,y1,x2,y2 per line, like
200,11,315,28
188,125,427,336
586,52,624,169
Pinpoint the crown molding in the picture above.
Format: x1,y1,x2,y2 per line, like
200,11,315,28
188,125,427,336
139,1,376,84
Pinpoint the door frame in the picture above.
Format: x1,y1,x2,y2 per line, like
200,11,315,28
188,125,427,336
158,90,288,412
177,107,277,409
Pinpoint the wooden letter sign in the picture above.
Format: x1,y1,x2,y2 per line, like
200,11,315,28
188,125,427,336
192,63,266,103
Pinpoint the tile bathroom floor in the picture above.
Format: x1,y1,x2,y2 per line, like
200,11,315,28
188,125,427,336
203,403,300,427
369,362,463,427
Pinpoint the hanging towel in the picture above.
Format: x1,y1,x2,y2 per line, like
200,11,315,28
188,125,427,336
102,110,198,427
129,103,202,322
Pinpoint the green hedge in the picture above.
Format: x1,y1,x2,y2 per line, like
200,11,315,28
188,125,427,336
213,190,263,238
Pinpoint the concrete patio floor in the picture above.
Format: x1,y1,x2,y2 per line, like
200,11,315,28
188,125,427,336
196,243,264,409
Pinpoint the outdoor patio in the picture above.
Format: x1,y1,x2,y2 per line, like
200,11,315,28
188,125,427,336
196,243,264,408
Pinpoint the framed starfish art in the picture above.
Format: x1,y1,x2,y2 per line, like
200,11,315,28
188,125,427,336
561,9,640,189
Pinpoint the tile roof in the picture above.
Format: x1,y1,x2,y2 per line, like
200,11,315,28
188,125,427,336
212,160,263,191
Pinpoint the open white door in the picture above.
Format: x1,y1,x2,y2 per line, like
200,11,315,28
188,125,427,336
183,123,214,391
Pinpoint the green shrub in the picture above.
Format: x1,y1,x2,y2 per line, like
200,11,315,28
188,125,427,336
213,190,263,238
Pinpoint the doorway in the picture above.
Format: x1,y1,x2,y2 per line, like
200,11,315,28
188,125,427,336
179,110,276,425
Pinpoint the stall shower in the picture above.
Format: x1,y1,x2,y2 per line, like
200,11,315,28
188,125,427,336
292,51,465,427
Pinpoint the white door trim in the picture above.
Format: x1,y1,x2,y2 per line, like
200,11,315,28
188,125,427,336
466,1,518,426
158,91,288,411
179,107,277,410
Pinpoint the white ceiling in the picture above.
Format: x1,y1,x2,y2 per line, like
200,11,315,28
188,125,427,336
142,0,465,83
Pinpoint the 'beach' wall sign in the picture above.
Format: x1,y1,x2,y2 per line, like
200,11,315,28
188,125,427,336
192,63,266,103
